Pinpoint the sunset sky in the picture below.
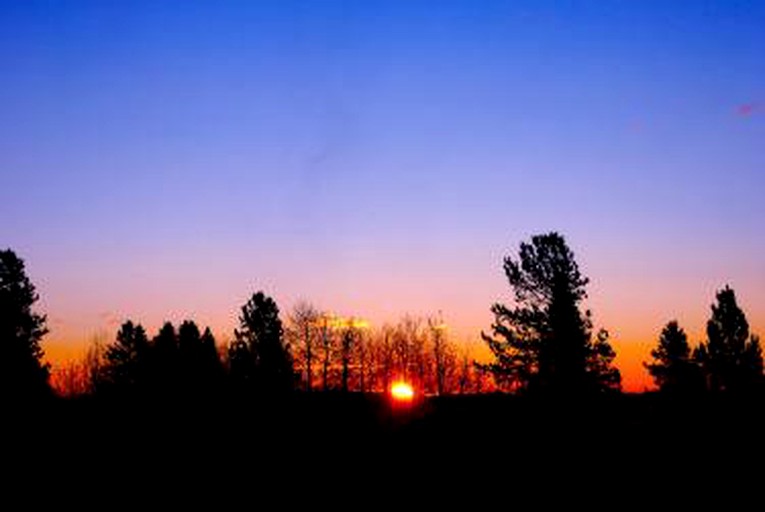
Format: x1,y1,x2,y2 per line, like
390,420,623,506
2,1,763,391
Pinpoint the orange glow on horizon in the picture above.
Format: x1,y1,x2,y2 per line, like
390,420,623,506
39,294,764,395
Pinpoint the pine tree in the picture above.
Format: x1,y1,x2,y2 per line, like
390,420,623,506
645,321,702,394
200,327,223,385
178,319,202,385
479,233,621,394
104,320,150,391
232,291,294,393
150,321,178,392
694,286,763,393
0,249,50,398
175,320,222,393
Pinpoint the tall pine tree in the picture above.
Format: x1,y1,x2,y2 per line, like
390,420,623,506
0,249,50,398
479,233,620,394
694,286,762,393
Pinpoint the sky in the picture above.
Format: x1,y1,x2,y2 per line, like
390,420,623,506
1,1,763,391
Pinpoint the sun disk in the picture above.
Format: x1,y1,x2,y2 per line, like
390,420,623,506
391,381,414,401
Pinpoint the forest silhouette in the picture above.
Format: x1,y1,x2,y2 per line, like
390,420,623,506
2,234,764,477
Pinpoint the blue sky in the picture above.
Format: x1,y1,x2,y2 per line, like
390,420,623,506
1,1,763,389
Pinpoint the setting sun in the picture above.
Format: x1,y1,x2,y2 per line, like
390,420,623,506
390,382,415,401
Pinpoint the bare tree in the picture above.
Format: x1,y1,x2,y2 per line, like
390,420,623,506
458,346,472,394
287,301,320,391
395,316,431,391
429,314,448,395
340,325,353,392
51,360,89,397
392,316,415,384
355,325,370,392
319,314,335,391
371,325,395,393
455,341,491,394
83,331,108,394
334,317,368,392
439,339,459,394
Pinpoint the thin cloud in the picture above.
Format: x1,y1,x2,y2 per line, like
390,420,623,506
97,311,122,328
735,103,759,117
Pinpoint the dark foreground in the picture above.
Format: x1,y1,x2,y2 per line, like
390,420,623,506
7,393,764,498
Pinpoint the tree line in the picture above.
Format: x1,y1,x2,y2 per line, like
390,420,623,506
479,232,762,396
645,286,762,394
45,292,490,398
2,232,762,401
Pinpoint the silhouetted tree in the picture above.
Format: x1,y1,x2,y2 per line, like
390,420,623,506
374,325,395,393
104,320,150,392
458,348,472,394
153,322,178,361
200,327,224,386
340,327,353,392
150,320,223,393
429,315,448,395
588,329,622,391
178,320,204,391
694,286,763,393
228,337,255,388
318,315,335,391
478,233,621,394
286,301,319,391
84,331,108,394
232,291,294,393
409,320,428,391
151,321,178,391
392,316,421,388
455,342,488,394
439,339,459,394
51,360,89,397
324,317,369,392
355,326,369,392
645,321,703,394
0,249,50,398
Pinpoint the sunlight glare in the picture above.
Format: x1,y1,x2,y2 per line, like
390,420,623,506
391,381,414,401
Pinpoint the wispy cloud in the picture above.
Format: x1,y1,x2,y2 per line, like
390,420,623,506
97,311,122,328
735,102,759,117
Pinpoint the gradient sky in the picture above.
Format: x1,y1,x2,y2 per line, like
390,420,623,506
2,1,763,391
